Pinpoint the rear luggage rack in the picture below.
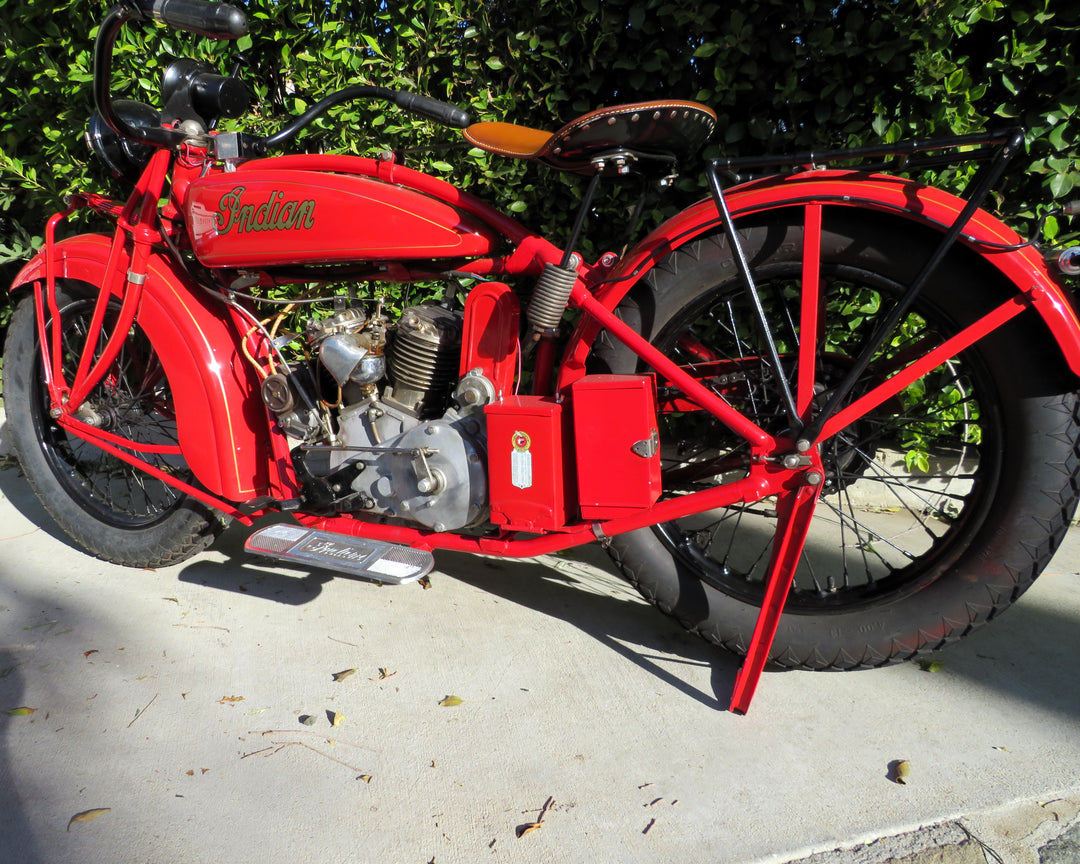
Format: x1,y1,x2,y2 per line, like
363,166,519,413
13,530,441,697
713,128,1022,176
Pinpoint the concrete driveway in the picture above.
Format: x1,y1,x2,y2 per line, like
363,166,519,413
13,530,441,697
1,407,1078,864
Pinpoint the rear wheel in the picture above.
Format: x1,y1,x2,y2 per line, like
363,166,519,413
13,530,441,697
596,208,1080,669
2,282,223,567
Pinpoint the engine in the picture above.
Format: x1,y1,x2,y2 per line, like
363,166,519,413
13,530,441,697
265,301,495,531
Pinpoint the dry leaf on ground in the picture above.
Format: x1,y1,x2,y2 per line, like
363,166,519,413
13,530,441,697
67,808,110,831
516,796,554,838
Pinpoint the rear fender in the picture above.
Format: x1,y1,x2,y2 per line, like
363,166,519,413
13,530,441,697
560,171,1080,385
10,233,276,501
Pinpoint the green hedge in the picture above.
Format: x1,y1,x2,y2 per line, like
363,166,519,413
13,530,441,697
2,0,1077,346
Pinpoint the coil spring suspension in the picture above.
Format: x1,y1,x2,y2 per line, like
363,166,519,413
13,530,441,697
527,262,579,334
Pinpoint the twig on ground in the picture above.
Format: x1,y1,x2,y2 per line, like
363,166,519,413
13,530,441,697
127,694,158,728
271,740,368,775
251,729,382,753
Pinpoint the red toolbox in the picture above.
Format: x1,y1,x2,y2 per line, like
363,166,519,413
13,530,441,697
485,396,570,531
571,375,661,519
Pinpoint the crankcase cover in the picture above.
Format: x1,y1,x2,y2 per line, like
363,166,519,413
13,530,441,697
185,169,499,267
384,420,487,531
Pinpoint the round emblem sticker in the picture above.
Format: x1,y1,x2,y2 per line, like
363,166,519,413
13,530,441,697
510,430,533,489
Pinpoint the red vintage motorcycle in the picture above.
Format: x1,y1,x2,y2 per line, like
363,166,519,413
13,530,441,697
5,0,1080,712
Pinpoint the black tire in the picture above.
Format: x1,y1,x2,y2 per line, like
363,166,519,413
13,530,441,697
595,208,1080,669
2,283,223,567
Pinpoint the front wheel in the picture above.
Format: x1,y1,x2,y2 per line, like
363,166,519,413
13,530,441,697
595,208,1080,669
2,282,223,567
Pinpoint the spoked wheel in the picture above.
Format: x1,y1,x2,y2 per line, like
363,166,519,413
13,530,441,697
2,282,222,566
596,208,1080,669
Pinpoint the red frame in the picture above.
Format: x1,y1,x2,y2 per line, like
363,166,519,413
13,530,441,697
12,143,1080,711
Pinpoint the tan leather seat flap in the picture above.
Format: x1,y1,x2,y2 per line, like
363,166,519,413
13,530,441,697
463,122,552,159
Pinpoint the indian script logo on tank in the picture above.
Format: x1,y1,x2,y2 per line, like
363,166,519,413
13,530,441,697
215,186,316,235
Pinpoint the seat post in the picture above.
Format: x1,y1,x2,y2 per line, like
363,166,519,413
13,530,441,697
560,167,605,267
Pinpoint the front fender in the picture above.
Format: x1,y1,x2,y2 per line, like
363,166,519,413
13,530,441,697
10,234,276,501
560,170,1080,384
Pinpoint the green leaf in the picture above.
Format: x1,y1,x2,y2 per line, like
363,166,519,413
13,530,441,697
904,450,930,474
1050,173,1075,199
362,35,384,57
1044,215,1060,242
438,695,463,707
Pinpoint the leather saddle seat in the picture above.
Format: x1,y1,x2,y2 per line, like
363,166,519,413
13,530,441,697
463,99,716,175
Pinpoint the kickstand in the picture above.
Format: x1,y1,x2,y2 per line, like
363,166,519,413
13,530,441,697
729,481,823,714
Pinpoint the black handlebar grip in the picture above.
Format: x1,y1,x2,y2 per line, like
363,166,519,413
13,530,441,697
138,0,248,39
393,92,471,129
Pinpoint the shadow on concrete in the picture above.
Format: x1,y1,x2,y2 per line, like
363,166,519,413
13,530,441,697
177,519,336,605
0,653,46,864
0,449,72,552
436,547,741,711
918,594,1080,723
185,519,742,710
169,518,1080,720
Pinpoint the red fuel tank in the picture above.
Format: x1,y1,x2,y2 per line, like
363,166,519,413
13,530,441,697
184,169,499,268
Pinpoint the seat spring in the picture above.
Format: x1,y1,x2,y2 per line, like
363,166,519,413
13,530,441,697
527,262,578,332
